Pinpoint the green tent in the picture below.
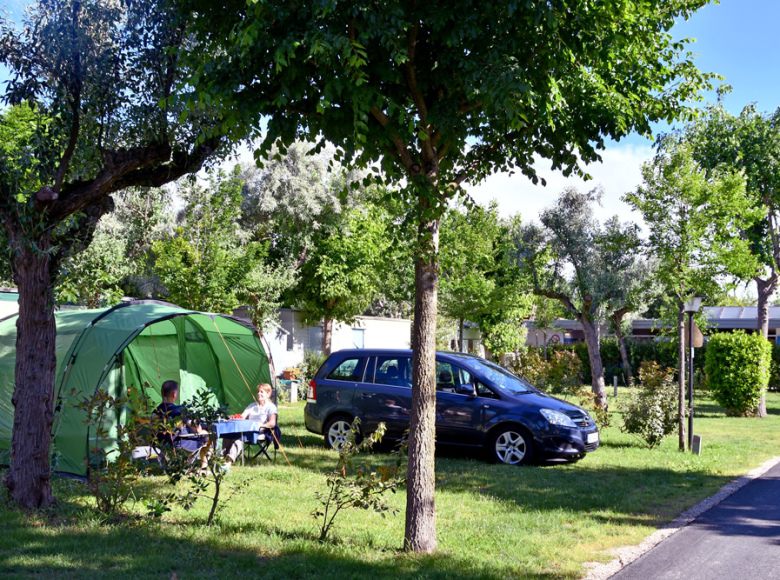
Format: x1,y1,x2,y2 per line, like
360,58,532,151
0,300,276,476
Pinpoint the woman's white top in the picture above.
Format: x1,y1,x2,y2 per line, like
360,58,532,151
243,401,278,427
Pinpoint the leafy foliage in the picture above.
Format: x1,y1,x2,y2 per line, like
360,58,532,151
300,350,327,391
313,418,406,542
574,388,611,430
0,0,228,507
705,331,772,416
181,0,719,551
75,391,142,517
514,188,648,403
624,140,762,314
683,98,780,320
439,203,531,355
511,348,583,396
158,387,247,526
619,362,679,448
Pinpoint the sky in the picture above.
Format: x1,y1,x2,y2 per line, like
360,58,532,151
2,0,779,227
466,0,780,226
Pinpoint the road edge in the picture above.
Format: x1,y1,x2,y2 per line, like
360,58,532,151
580,455,780,580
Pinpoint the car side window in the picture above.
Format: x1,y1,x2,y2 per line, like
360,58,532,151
326,357,365,382
436,361,481,396
436,361,458,392
475,380,500,399
371,356,412,388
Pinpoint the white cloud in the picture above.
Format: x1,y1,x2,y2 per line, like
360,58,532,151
464,143,654,228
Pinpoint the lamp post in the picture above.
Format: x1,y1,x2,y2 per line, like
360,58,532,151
683,295,703,452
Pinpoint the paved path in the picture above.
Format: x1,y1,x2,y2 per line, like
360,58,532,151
608,461,780,580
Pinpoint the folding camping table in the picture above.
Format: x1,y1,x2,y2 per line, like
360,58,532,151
214,419,271,464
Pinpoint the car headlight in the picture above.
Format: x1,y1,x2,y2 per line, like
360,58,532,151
540,409,577,428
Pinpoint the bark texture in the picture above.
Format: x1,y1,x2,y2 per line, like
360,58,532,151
322,316,333,356
677,305,687,452
404,203,439,554
3,241,57,508
612,310,632,385
579,317,607,407
755,276,775,418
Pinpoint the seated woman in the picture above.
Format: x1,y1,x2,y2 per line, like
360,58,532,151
222,382,278,468
152,380,211,473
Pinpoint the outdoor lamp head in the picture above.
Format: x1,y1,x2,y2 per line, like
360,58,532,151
683,295,703,314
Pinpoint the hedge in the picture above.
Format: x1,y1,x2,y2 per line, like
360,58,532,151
705,331,771,416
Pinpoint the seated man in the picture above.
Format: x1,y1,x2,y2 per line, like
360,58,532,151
152,380,211,473
222,382,278,468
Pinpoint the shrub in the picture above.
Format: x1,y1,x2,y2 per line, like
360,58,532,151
545,350,583,395
768,342,780,392
619,361,678,448
511,347,582,396
75,390,142,517
706,331,771,416
511,347,547,386
574,388,611,429
300,350,327,387
313,418,406,541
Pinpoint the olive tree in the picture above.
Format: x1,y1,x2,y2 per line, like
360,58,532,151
0,0,227,509
514,188,646,406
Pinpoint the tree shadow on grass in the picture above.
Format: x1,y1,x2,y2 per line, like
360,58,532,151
0,508,570,580
432,462,734,526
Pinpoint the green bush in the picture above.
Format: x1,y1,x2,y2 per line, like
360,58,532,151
511,347,582,395
769,342,780,392
706,331,771,416
619,361,678,448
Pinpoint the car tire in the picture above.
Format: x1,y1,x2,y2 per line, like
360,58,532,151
489,425,534,466
323,415,357,450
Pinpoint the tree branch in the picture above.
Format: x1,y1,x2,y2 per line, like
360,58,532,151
447,127,531,188
48,137,220,223
369,106,414,171
53,2,83,193
532,288,579,318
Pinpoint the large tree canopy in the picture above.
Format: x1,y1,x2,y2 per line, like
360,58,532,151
0,0,228,508
179,0,716,552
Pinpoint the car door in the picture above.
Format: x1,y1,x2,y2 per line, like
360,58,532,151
435,360,486,445
355,355,412,438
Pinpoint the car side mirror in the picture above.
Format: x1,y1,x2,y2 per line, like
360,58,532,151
456,383,477,397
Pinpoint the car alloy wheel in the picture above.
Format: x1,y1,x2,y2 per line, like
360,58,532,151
493,428,533,465
324,416,353,450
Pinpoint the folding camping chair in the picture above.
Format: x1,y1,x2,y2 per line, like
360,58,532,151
152,421,211,472
130,417,163,465
240,425,281,465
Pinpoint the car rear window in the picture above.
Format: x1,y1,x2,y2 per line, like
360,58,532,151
326,357,365,382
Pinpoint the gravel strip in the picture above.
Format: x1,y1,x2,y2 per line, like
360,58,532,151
580,455,780,580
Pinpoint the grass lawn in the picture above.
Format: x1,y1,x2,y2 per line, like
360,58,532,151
1,391,779,579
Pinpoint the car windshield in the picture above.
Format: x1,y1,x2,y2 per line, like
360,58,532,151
460,358,537,395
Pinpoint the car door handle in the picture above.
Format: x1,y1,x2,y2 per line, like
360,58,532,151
361,393,374,399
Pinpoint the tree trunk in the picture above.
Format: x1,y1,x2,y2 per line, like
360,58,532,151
404,199,439,554
677,304,687,452
459,318,464,352
613,313,632,385
322,316,333,356
755,276,775,418
579,317,606,407
3,241,57,509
